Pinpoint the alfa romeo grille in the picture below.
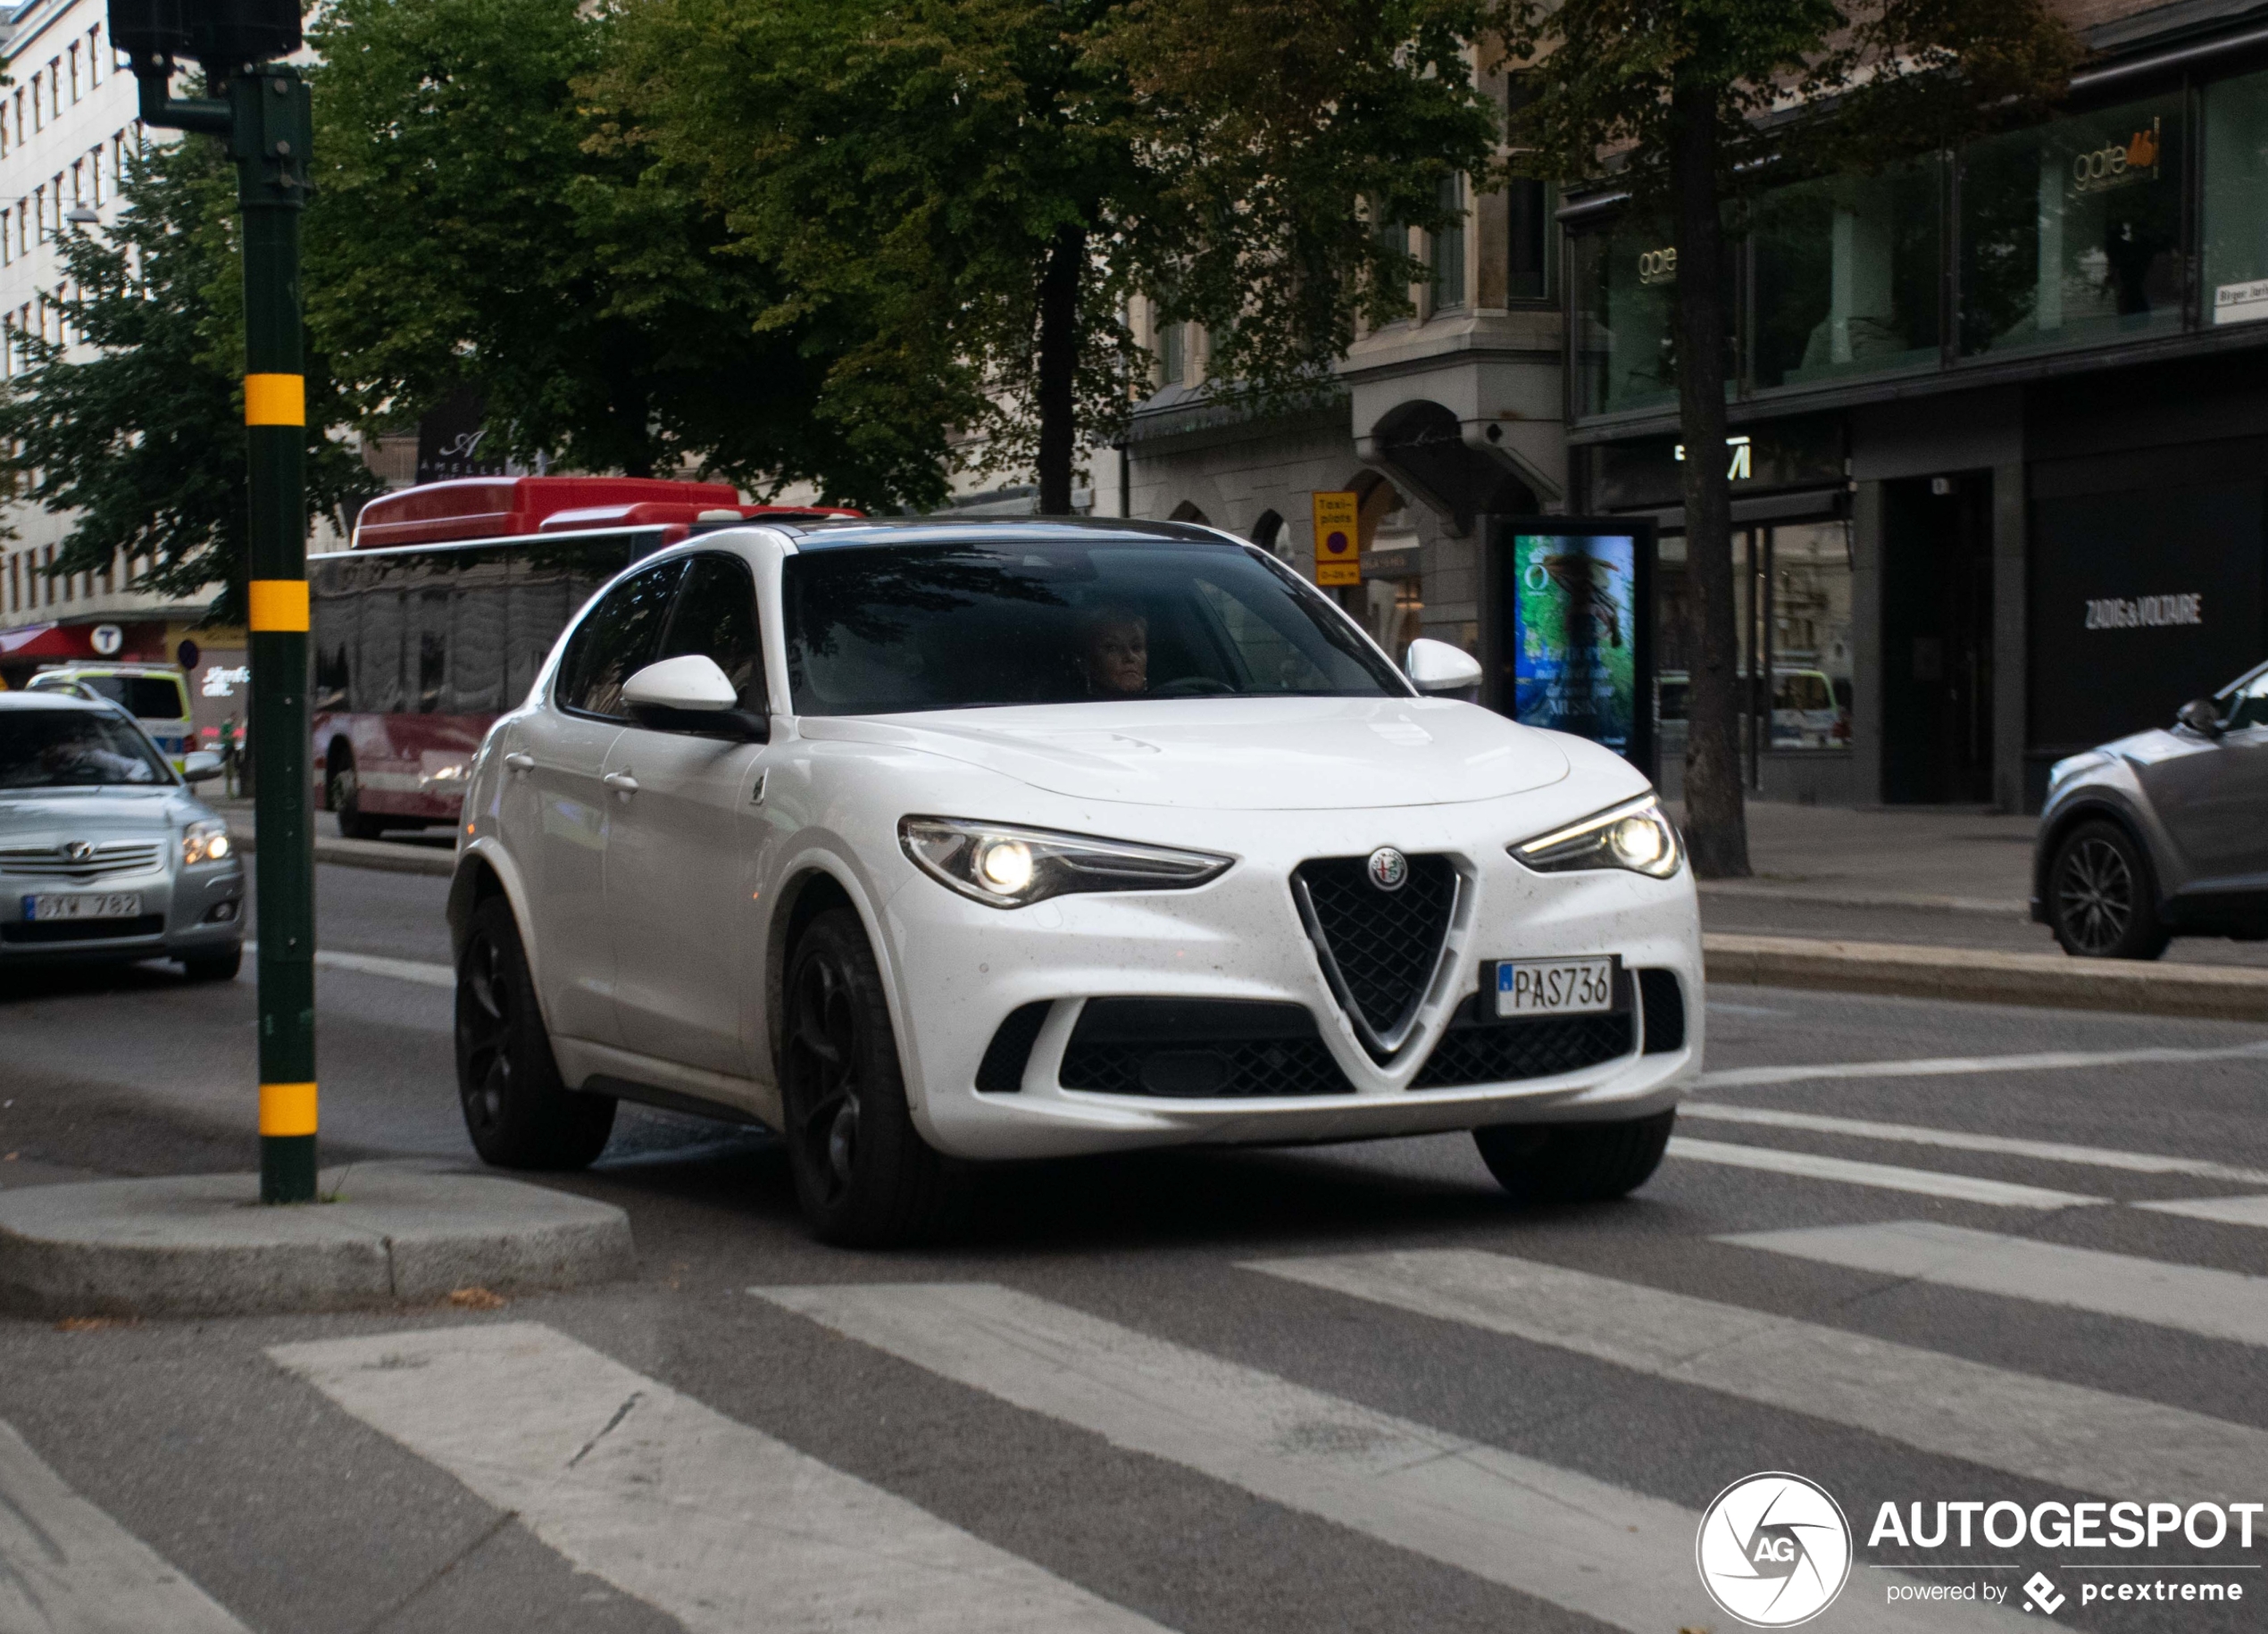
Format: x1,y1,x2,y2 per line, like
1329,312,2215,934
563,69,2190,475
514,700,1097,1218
1291,854,1457,1058
0,841,167,881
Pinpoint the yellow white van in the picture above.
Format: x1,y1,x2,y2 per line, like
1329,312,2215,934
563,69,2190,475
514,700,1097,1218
24,664,197,769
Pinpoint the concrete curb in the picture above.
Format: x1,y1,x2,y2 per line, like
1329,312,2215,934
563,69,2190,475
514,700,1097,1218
1705,932,2268,1021
234,830,457,878
0,1163,634,1319
1697,881,2028,917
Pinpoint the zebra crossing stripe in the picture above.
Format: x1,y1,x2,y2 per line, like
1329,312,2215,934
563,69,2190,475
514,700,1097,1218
1669,1136,2107,1208
1721,1221,2268,1348
2135,1194,2268,1228
1245,1249,2268,1505
0,1419,248,1633
1681,1101,2268,1188
1697,1040,2268,1089
753,1282,2011,1633
269,1322,1166,1634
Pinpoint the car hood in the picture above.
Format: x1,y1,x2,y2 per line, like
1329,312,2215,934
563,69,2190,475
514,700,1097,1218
800,696,1572,810
0,787,195,836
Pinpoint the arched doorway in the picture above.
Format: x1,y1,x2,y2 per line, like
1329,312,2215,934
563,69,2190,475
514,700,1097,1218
1168,500,1209,525
1250,510,1286,560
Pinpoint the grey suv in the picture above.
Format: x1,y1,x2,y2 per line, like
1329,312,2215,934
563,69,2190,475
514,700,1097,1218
0,692,244,978
2035,661,2268,959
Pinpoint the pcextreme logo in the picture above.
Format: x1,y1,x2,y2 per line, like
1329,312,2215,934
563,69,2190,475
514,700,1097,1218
1697,1472,1854,1627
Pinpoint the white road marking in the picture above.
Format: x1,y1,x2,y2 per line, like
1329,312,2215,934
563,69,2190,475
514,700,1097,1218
753,1282,2009,1634
1698,1040,2268,1089
0,1419,248,1633
271,1322,1163,1634
1246,1249,2268,1503
1681,1101,2268,1188
2134,1195,2268,1229
244,943,454,988
1668,1137,2106,1208
1721,1221,2268,1348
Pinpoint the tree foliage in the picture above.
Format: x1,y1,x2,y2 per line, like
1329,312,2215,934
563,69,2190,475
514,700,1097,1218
593,0,1503,512
0,137,379,625
307,0,946,505
1493,0,2077,874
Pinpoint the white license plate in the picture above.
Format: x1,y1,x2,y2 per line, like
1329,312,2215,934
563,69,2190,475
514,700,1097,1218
24,892,142,921
1490,956,1616,1018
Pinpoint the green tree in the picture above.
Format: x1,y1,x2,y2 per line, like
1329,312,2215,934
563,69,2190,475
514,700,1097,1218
1497,0,2076,874
307,0,945,506
0,137,379,625
595,0,1501,514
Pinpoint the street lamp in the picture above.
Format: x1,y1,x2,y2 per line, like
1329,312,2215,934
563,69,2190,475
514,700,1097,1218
110,0,319,1205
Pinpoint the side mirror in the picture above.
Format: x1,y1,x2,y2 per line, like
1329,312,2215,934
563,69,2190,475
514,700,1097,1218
622,654,766,740
1404,638,1483,696
2176,697,2226,739
181,750,224,781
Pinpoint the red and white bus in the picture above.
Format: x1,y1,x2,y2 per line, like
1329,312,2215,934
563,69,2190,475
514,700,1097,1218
311,476,859,838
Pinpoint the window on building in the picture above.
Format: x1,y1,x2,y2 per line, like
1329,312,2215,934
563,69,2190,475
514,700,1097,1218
1960,92,2184,357
90,147,102,206
2204,68,2268,325
48,62,60,121
89,26,102,86
30,74,42,132
71,159,84,206
1431,175,1467,311
1569,213,1685,416
1752,160,1942,388
1507,176,1553,303
5,553,16,612
69,44,79,104
4,211,13,267
1156,313,1186,385
15,92,25,146
33,187,45,243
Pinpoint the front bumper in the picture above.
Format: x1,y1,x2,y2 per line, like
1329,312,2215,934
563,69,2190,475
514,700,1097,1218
0,861,246,964
878,806,1704,1161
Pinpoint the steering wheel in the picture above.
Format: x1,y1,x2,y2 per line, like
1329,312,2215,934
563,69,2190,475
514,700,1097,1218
1148,675,1236,697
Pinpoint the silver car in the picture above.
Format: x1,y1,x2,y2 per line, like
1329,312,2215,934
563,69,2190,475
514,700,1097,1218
0,691,245,979
2034,660,2268,959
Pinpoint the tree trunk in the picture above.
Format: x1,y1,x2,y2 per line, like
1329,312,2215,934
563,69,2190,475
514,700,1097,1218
1035,224,1085,515
1666,77,1750,879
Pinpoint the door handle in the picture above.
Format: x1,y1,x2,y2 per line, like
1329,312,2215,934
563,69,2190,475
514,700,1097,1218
603,771,639,796
504,752,534,773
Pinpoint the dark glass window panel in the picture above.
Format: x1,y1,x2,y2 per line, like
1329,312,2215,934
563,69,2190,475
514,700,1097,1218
1753,163,1942,388
0,708,170,787
1960,94,2184,357
2203,69,2268,323
556,561,685,720
783,541,1404,716
657,554,768,714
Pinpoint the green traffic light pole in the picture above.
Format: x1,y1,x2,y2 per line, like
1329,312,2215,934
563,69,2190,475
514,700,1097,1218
130,58,319,1204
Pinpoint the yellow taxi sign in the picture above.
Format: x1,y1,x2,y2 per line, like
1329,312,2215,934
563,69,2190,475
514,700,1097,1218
1313,490,1361,586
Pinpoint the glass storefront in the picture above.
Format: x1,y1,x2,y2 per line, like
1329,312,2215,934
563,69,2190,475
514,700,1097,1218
1752,163,1942,388
2204,68,2268,326
1570,215,1681,417
1958,93,2184,357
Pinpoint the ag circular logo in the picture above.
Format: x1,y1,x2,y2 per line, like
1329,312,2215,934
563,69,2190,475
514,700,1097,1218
1696,1472,1851,1627
1365,846,1408,891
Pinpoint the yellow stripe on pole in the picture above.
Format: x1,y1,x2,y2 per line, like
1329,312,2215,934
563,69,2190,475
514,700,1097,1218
247,579,309,632
244,372,304,427
259,1081,319,1138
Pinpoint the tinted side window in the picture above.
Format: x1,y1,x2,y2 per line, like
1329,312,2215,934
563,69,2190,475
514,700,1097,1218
556,563,684,719
655,554,767,714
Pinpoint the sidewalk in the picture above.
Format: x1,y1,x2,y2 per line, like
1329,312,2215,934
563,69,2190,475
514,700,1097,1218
1672,801,2034,913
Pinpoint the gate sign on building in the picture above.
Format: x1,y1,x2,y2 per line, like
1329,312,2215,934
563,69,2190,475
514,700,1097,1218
1487,516,1656,772
1313,490,1361,586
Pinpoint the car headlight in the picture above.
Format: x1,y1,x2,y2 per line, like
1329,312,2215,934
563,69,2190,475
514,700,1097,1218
898,816,1233,908
1510,794,1681,880
181,819,233,867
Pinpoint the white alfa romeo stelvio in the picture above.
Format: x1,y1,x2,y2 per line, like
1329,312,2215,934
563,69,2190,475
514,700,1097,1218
447,517,1702,1243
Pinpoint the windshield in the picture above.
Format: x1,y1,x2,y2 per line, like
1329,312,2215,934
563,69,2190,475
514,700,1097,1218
783,541,1406,715
83,675,190,718
0,709,175,788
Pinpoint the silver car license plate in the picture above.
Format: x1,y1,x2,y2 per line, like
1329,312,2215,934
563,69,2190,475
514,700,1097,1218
1490,956,1616,1018
24,892,142,921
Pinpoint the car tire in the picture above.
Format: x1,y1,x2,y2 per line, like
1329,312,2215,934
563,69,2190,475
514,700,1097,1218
2047,820,2170,961
780,907,964,1246
327,748,387,842
1472,1108,1675,1205
455,896,616,1169
179,946,242,982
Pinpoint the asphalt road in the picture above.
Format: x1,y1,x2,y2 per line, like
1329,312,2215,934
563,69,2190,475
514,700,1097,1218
3,868,2267,1631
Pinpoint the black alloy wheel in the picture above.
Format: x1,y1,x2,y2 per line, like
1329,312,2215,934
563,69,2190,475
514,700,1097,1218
2048,820,2169,961
780,907,963,1246
455,896,616,1168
